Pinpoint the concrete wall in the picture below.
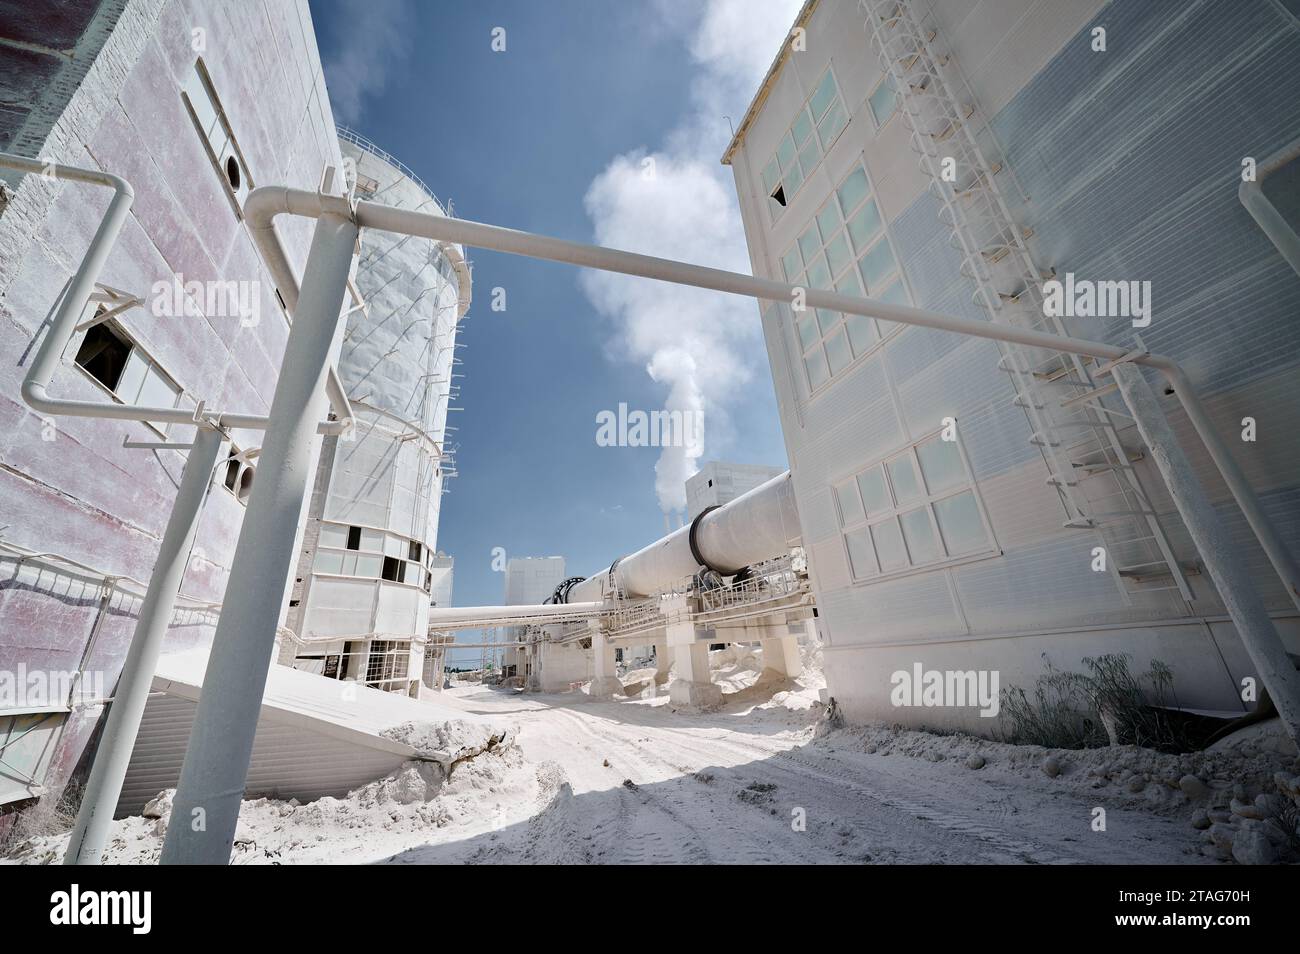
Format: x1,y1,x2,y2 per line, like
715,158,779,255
0,0,343,812
726,0,1300,730
685,460,786,519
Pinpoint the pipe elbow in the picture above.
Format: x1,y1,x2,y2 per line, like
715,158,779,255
20,378,55,416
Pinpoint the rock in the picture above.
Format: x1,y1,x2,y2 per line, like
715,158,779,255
142,790,173,820
1255,793,1287,817
1190,809,1211,830
1208,810,1233,824
1178,774,1208,800
1126,776,1147,794
1231,829,1276,866
1206,823,1236,852
1042,756,1062,778
965,754,986,770
1274,772,1300,798
1230,798,1263,820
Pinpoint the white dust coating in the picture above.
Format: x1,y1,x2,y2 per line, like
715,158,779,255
581,0,803,514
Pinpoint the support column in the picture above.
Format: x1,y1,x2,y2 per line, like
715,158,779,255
665,596,721,708
589,622,621,698
161,210,358,865
761,631,803,681
653,640,671,685
1113,362,1300,743
64,424,225,865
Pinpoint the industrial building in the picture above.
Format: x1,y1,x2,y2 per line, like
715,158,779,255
280,128,469,697
718,0,1300,727
686,460,787,518
0,0,346,826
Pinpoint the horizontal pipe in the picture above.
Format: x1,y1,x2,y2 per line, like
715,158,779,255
1238,138,1300,279
425,601,605,630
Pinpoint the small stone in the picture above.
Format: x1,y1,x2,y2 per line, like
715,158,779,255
1190,809,1211,830
965,754,986,770
1255,793,1287,817
1231,829,1276,866
1178,774,1208,800
1230,797,1263,820
1208,809,1232,823
1127,776,1147,794
1042,756,1062,778
141,790,173,820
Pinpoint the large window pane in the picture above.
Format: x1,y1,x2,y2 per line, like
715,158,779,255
824,233,851,277
798,223,821,263
781,245,802,281
796,138,820,178
805,256,832,290
887,453,922,506
871,518,908,571
858,237,897,291
784,160,805,196
792,107,813,146
856,466,890,514
315,550,343,574
116,351,149,403
776,132,796,171
846,199,882,251
869,76,898,126
825,327,852,376
137,365,180,409
835,269,862,295
836,481,865,525
816,202,840,241
935,491,987,556
816,308,840,334
809,70,837,121
846,314,877,356
846,526,877,578
805,346,830,390
817,97,848,147
761,157,780,194
917,435,965,494
900,507,941,564
796,313,820,350
836,168,870,216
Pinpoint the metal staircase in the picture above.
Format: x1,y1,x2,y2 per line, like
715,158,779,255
860,0,1193,604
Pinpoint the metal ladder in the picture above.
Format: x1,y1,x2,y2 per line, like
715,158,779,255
860,0,1193,604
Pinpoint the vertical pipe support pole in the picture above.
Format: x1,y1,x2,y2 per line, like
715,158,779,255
160,211,357,865
1112,362,1300,744
63,423,225,864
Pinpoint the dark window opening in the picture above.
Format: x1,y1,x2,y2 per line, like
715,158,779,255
770,184,786,208
707,479,713,487
408,541,422,562
381,556,404,583
223,455,241,491
225,154,241,190
346,526,361,550
74,320,131,392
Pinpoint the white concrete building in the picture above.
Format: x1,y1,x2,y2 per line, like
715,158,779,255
686,461,787,519
283,130,470,696
722,0,1300,728
502,557,567,682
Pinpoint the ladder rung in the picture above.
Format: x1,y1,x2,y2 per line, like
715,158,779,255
1060,381,1119,408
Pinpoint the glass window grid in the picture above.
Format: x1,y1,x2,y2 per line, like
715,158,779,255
781,163,910,393
834,432,995,582
763,67,850,219
315,522,430,588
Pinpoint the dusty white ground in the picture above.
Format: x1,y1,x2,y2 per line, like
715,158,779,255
13,645,1289,865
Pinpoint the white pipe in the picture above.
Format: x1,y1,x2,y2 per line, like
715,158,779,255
352,202,1299,616
568,472,800,603
161,211,360,865
1239,138,1300,278
63,424,225,864
426,602,604,629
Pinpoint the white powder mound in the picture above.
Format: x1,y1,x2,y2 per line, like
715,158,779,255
381,719,515,772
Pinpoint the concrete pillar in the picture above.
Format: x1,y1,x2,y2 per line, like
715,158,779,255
761,634,803,680
653,641,671,685
664,596,721,708
589,623,621,698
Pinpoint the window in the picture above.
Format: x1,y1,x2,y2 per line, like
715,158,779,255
868,75,899,128
834,431,995,581
762,67,849,219
315,523,427,586
0,713,63,806
781,163,911,392
180,59,252,215
366,640,410,689
73,318,184,430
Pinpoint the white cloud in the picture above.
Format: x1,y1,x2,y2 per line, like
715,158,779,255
320,0,415,124
581,0,802,514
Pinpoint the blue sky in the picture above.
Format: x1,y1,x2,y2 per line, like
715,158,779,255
309,0,799,649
